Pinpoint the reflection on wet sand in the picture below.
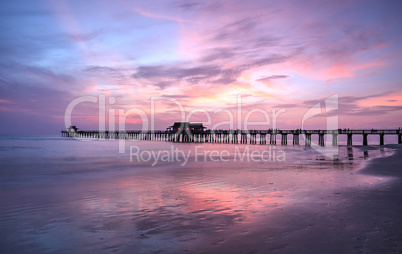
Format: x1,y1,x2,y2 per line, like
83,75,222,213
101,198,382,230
0,139,395,253
348,147,354,160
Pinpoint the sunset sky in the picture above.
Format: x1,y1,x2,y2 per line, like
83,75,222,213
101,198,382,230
1,0,402,134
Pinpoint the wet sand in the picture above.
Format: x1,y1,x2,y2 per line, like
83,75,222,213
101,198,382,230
0,138,401,253
198,145,402,253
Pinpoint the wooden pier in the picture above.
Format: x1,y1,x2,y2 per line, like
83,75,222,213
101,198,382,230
61,127,402,146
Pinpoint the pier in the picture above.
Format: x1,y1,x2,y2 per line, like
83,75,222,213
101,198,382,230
62,124,402,146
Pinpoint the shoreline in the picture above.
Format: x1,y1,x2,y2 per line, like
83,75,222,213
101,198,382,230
357,144,402,177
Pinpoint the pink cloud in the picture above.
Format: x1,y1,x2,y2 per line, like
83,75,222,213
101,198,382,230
0,99,13,104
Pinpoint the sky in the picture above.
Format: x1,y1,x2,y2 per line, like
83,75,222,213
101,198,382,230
0,0,402,134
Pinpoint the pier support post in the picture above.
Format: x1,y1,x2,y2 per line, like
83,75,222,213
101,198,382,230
259,134,266,144
332,134,337,146
347,147,353,160
347,134,353,146
281,134,287,145
363,134,368,146
270,134,276,145
399,134,402,144
305,134,311,147
364,151,369,159
293,134,299,145
318,134,324,146
251,134,257,144
380,133,384,145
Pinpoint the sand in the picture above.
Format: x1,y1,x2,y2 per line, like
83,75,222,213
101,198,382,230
1,140,401,253
194,145,402,253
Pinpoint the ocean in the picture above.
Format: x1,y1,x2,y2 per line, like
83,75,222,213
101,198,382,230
0,135,397,253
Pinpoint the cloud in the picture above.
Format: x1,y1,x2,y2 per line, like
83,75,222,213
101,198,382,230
132,53,287,89
0,63,77,91
0,99,13,104
256,75,288,81
132,64,219,88
341,105,402,117
83,66,126,78
200,48,237,62
267,91,400,118
0,78,74,114
295,91,402,118
297,91,392,107
0,10,53,17
212,17,258,42
132,6,197,24
67,31,100,41
159,94,193,99
174,1,203,11
84,66,119,73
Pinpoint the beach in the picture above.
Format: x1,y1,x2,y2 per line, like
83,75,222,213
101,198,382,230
198,145,402,253
0,137,401,253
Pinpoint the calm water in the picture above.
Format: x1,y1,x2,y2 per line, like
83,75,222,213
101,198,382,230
0,135,395,253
